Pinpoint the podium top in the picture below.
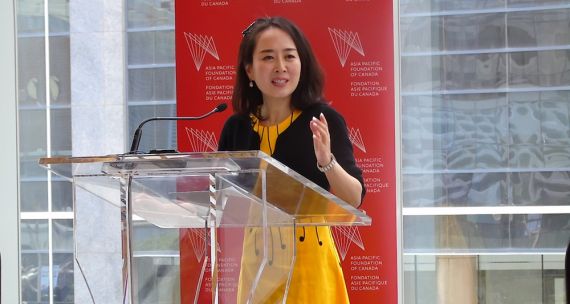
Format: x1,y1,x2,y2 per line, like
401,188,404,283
40,151,371,227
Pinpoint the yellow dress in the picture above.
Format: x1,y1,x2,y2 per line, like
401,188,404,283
236,110,350,304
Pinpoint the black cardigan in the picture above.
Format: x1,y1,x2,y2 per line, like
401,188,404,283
218,102,366,201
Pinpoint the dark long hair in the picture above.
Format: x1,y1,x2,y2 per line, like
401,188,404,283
231,16,325,116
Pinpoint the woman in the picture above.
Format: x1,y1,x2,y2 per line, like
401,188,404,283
219,16,365,303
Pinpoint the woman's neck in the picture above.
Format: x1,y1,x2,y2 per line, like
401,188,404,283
260,99,293,125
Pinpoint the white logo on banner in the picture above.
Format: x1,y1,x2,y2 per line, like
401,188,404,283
332,226,365,260
328,27,365,67
349,127,366,153
182,229,221,262
184,32,220,71
182,229,207,262
185,128,218,152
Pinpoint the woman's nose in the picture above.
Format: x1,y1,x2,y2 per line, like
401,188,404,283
274,58,286,72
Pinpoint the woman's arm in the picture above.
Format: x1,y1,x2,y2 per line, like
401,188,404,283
310,112,363,207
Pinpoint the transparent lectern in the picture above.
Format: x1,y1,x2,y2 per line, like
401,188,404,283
40,151,371,304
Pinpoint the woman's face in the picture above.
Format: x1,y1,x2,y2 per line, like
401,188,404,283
246,27,301,104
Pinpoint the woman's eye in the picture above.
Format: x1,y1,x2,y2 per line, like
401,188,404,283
262,55,274,60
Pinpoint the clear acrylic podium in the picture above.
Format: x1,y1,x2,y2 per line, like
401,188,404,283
40,151,371,304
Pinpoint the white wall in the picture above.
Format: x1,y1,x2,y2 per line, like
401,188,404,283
0,0,21,303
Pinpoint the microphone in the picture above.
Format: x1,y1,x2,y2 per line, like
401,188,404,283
128,103,228,154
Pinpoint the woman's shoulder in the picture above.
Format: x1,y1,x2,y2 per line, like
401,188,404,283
303,102,346,123
223,112,251,127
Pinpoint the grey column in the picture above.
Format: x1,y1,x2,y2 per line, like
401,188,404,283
0,0,21,303
70,0,126,302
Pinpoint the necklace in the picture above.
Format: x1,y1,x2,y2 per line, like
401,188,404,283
253,110,298,155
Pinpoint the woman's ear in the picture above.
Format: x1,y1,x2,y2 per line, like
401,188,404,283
246,64,254,81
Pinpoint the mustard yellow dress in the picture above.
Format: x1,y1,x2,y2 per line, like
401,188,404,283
236,110,350,304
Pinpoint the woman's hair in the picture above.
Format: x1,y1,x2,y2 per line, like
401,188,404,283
231,16,325,116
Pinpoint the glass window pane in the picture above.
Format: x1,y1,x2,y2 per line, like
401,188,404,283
133,222,180,252
444,53,507,90
128,67,175,102
20,180,48,212
21,219,49,251
508,9,570,48
126,0,174,28
401,56,443,92
20,155,48,179
53,253,74,303
128,30,175,65
128,31,155,65
508,0,570,8
404,214,570,252
51,108,72,154
18,36,46,107
400,0,504,15
400,16,443,53
52,177,73,212
155,30,175,63
52,220,74,303
17,0,45,34
444,13,505,51
49,0,69,33
49,35,71,105
129,68,154,101
400,0,570,303
128,104,177,153
509,50,570,88
53,219,73,252
21,252,50,303
19,109,47,155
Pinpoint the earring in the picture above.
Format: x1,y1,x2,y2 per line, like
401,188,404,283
249,80,254,88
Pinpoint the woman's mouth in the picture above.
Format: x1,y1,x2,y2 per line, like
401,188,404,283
272,79,288,86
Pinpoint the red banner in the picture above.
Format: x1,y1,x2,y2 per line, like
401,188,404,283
175,1,396,303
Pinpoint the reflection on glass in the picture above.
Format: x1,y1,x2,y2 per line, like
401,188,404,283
53,219,73,251
128,30,175,65
402,94,509,171
21,220,49,251
51,108,72,154
20,180,48,212
404,214,570,252
445,53,507,90
400,0,504,14
52,178,73,212
126,0,174,28
508,9,570,48
403,173,508,208
49,36,71,105
401,56,443,91
21,252,50,303
48,0,69,33
17,0,45,34
128,67,176,101
19,109,47,155
400,0,570,303
400,16,443,53
53,253,74,303
18,37,46,107
133,222,180,252
509,51,570,88
512,172,570,205
508,0,570,8
444,14,505,51
132,222,181,303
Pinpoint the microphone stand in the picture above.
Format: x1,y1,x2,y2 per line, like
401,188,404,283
128,103,227,154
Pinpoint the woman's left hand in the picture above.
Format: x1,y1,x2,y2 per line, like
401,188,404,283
310,113,333,167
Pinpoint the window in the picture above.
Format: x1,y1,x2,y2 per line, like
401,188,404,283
400,1,570,303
